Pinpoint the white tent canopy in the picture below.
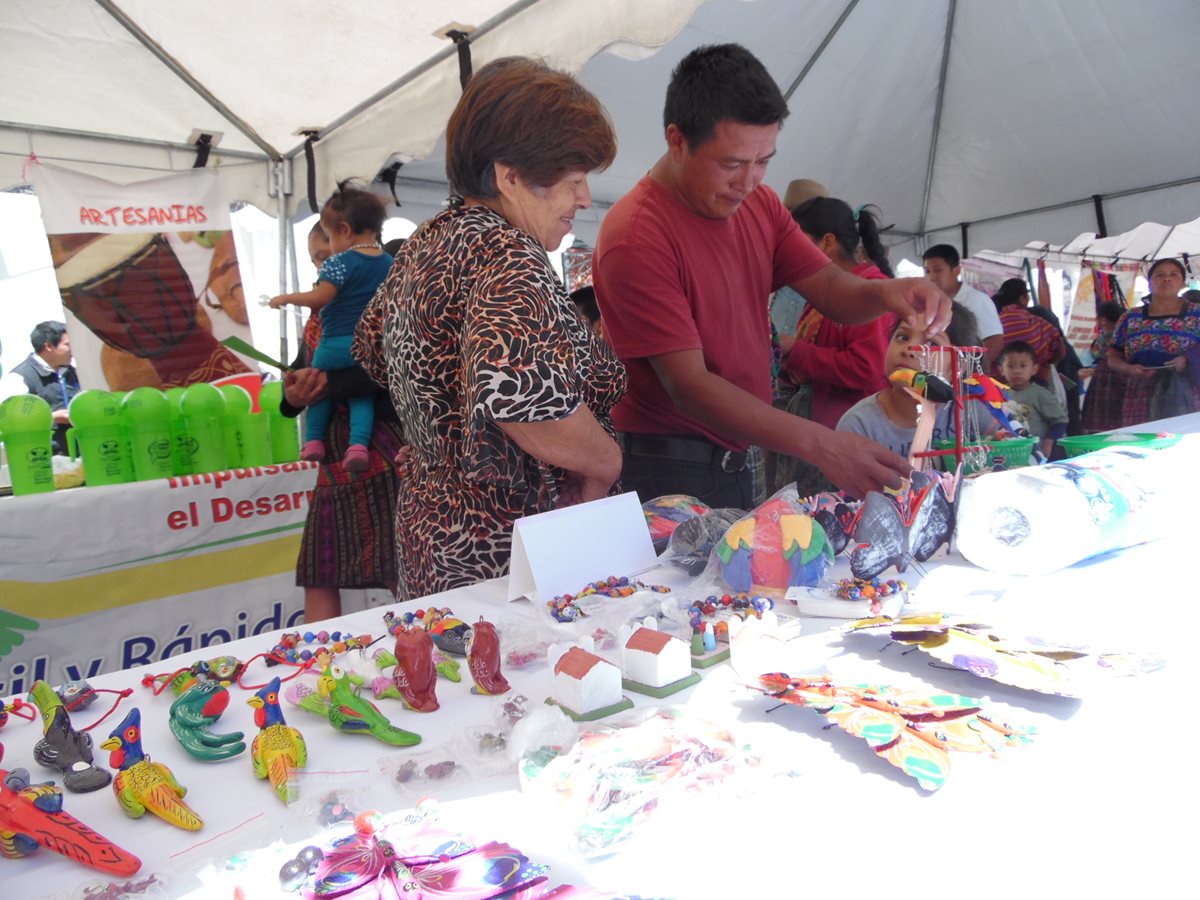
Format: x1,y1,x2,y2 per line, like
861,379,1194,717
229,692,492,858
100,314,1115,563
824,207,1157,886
3,0,1199,264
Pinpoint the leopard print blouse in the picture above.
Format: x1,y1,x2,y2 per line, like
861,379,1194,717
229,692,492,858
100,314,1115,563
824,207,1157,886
354,204,627,599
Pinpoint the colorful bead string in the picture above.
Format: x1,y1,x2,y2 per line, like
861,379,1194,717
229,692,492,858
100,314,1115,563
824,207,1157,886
832,577,907,602
687,593,775,638
268,629,373,666
383,607,464,637
548,576,671,622
833,577,908,616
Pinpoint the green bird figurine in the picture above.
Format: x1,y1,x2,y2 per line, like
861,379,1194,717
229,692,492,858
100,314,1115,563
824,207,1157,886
147,670,245,761
287,664,420,747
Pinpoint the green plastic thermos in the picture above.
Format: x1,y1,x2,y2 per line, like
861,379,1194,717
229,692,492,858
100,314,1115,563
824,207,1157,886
66,389,133,486
257,381,300,463
121,387,174,481
180,382,228,474
0,394,56,495
163,386,192,475
219,384,272,468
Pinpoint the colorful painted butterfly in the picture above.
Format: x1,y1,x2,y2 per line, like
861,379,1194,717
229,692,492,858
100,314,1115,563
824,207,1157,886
309,825,546,899
754,673,1034,791
844,613,1167,698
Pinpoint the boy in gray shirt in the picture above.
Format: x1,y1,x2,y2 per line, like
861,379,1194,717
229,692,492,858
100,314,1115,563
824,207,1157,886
997,340,1068,457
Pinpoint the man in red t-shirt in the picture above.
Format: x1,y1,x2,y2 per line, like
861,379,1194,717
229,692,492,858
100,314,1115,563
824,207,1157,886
594,44,951,505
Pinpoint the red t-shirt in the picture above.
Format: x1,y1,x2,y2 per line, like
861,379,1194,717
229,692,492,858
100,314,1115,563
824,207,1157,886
594,177,828,450
783,261,894,430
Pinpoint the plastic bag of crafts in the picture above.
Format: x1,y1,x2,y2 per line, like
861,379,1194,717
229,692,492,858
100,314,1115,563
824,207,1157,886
641,493,712,554
693,484,835,597
518,707,748,857
657,506,746,575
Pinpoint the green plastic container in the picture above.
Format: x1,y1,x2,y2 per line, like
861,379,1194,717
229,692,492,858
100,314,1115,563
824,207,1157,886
1056,432,1181,458
219,384,272,468
933,437,1036,475
180,382,228,474
164,386,192,475
0,394,55,495
66,389,133,485
121,387,174,481
257,381,300,463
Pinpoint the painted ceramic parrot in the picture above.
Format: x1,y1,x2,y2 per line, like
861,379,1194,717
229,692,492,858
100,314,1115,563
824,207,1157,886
888,367,956,403
100,708,204,831
160,670,246,761
27,679,111,793
288,665,421,747
962,373,1022,433
247,677,307,804
466,619,511,696
716,498,834,592
0,767,141,876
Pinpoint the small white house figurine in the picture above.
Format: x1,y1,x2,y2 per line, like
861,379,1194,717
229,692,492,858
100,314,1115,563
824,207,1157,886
547,637,630,720
618,618,701,698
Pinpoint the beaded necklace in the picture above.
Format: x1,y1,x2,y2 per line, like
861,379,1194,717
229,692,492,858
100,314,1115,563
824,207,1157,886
687,592,775,636
346,242,381,253
548,575,671,622
268,629,373,666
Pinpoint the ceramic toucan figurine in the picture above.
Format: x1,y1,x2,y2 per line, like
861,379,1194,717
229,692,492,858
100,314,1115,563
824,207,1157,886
27,680,111,793
467,618,511,696
247,677,307,804
0,765,141,876
100,708,203,831
288,664,421,747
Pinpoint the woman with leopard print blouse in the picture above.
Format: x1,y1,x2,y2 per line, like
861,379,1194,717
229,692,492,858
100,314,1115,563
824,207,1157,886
354,57,627,599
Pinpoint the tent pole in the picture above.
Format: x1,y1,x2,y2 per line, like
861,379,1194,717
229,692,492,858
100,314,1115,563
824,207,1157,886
272,161,291,367
1092,194,1108,238
782,0,860,101
93,0,281,161
918,0,957,237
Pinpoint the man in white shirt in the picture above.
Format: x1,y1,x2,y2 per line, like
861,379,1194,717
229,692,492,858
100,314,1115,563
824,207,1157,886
922,244,1005,367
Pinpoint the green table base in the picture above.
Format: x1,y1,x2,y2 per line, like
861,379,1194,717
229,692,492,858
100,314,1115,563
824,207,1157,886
691,646,731,669
622,671,702,698
544,695,634,722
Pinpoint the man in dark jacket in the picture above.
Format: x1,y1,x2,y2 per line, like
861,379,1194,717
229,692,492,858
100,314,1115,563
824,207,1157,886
6,321,80,454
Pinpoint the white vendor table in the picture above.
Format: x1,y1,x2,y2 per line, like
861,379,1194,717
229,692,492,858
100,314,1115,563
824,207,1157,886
3,492,1195,900
0,464,316,691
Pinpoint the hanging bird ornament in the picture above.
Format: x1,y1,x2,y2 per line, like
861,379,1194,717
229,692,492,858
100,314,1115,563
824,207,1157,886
247,677,307,804
100,708,204,831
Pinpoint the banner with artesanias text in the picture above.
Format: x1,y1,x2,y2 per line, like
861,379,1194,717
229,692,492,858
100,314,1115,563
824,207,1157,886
30,163,259,391
0,463,320,692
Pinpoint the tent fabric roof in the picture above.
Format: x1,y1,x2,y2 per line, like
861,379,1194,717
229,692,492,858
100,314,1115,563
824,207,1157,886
3,0,1198,262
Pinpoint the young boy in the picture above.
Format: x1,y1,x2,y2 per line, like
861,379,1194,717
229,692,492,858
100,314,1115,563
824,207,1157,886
997,340,1068,458
837,303,991,458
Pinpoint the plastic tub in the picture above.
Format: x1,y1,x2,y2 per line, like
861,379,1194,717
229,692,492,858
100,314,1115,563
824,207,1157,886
932,437,1036,475
1056,432,1180,458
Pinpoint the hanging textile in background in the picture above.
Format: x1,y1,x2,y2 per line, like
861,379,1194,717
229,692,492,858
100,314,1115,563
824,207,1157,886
1064,261,1139,360
960,257,1022,299
29,164,258,391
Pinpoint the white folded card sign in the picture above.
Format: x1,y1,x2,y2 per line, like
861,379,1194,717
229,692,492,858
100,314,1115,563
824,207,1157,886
507,491,657,603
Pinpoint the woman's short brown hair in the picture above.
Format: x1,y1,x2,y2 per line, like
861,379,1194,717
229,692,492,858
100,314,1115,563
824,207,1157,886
446,57,616,200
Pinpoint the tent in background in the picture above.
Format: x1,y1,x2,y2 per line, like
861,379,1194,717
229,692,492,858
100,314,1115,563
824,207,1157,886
3,0,1198,267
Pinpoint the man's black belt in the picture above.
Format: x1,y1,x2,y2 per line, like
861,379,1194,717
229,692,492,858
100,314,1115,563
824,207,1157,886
621,433,748,474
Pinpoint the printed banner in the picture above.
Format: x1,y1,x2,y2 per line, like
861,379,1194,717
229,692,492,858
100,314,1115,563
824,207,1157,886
0,464,318,691
1064,262,1141,360
31,163,258,391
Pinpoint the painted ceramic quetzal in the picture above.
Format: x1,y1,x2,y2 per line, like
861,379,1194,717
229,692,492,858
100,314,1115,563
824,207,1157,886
247,677,307,804
100,708,204,831
288,664,421,747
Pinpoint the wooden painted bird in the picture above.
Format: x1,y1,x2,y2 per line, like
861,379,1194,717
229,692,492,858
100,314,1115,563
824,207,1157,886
27,679,111,793
100,708,204,831
247,677,307,805
159,671,246,761
0,767,141,876
287,665,421,747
